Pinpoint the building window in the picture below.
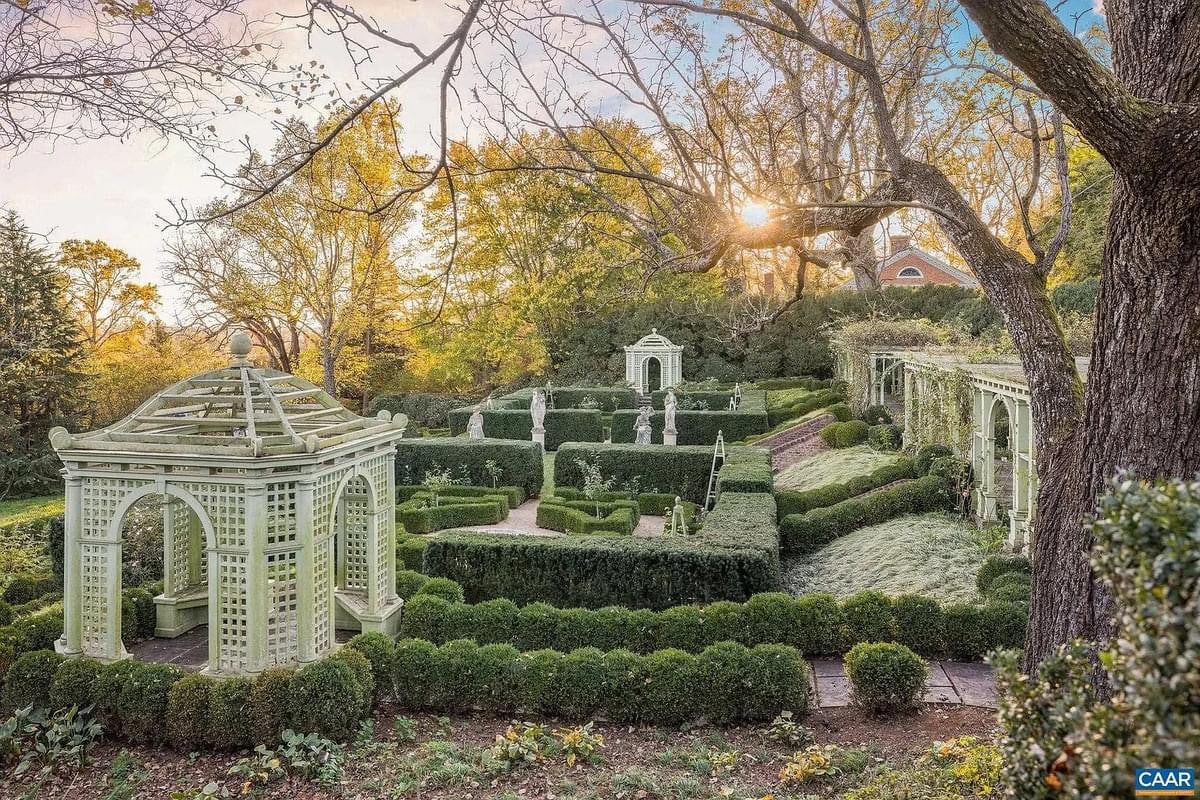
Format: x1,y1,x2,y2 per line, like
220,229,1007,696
897,267,923,278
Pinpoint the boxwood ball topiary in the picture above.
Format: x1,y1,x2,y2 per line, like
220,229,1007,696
392,638,439,710
2,649,64,712
289,658,366,741
977,553,1032,594
208,676,252,751
844,641,928,714
119,662,184,744
415,577,465,604
249,668,294,745
48,655,103,711
330,647,375,720
892,594,945,657
345,631,397,702
840,591,896,647
166,673,214,751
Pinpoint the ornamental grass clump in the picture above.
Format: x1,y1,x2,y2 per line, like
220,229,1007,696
844,641,927,715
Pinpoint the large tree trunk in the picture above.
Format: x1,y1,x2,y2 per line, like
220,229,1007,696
1024,170,1200,667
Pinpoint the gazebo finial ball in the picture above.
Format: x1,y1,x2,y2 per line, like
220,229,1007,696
651,327,657,334
230,332,253,358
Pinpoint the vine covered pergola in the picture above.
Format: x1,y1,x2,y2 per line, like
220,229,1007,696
49,334,407,675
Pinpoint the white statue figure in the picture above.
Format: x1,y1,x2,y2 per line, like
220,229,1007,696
670,495,687,535
467,404,485,439
731,382,742,410
663,388,678,434
634,406,653,445
544,380,554,409
531,389,547,433
484,391,495,410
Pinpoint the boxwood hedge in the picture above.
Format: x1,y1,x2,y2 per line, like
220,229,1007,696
397,483,525,509
610,390,769,445
423,491,780,609
775,457,915,516
396,494,509,534
447,408,604,451
394,438,543,498
535,497,640,535
555,442,716,504
780,474,953,554
716,447,773,495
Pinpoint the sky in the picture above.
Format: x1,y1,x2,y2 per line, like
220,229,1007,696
0,1,1106,314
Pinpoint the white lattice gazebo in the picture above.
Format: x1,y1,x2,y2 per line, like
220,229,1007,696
624,329,683,393
50,334,407,675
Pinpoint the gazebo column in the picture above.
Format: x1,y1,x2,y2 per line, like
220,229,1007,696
365,507,382,614
976,391,999,520
244,484,269,674
295,478,318,663
57,475,84,657
1009,400,1034,550
902,368,914,436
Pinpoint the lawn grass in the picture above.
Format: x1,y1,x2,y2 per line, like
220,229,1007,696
542,451,555,495
765,386,812,411
774,445,902,491
0,493,64,527
782,513,998,603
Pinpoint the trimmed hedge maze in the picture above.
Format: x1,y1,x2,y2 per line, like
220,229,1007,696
610,389,770,445
536,496,640,536
446,386,636,451
394,438,544,498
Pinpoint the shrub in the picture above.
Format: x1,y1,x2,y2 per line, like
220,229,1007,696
981,601,1027,650
396,534,428,572
610,390,769,445
867,424,903,451
397,496,508,534
392,638,438,709
654,605,707,652
0,601,11,628
2,649,63,711
395,569,428,600
416,577,465,604
330,647,375,720
554,442,715,503
536,497,638,536
827,402,853,422
119,662,184,744
892,595,944,656
780,475,950,553
819,420,869,448
716,448,774,494
166,673,214,751
841,592,895,647
743,643,811,720
474,643,521,711
639,648,699,725
448,406,605,451
941,603,989,661
208,676,252,750
914,444,953,476
394,438,544,498
396,483,525,509
861,405,892,425
345,632,396,702
988,582,1031,606
122,587,156,641
289,658,365,741
2,573,57,605
249,667,294,745
367,392,473,429
844,642,927,714
976,553,1031,594
775,458,915,516
48,656,103,711
92,660,137,733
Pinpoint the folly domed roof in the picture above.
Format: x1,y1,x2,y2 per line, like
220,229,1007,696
50,334,406,459
625,328,683,350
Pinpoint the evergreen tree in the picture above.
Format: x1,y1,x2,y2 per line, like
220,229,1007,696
0,211,88,498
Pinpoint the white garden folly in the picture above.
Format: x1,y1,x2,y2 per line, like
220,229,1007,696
49,333,408,675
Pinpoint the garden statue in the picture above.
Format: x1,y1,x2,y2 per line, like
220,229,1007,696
484,391,495,410
663,388,678,446
635,406,653,445
467,405,485,439
670,496,687,535
531,389,547,444
732,382,742,409
545,380,555,408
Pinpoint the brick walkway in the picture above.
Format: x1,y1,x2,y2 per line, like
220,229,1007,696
757,413,834,471
810,657,997,709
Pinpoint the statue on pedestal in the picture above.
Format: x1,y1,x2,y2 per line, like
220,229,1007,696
634,406,652,445
467,405,485,439
531,389,547,434
664,388,678,434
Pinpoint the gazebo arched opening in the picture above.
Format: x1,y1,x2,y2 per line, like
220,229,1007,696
989,399,1013,524
333,473,374,595
643,355,663,392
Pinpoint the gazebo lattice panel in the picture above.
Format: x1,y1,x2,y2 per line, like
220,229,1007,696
50,333,408,676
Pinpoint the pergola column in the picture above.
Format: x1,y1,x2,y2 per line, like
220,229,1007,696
58,475,83,656
976,391,999,520
1009,399,1034,550
244,484,269,674
902,368,915,436
295,478,317,663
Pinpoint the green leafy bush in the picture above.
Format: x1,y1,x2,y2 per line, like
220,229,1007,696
91,660,136,734
208,676,252,750
345,632,396,702
396,495,508,534
48,656,101,711
249,667,294,745
166,673,213,751
976,553,1031,594
394,438,544,498
415,576,465,604
395,569,428,600
554,442,716,503
867,423,903,451
367,392,474,429
2,649,63,711
448,407,604,451
840,591,895,647
844,642,928,714
819,420,870,448
288,658,366,741
892,594,945,655
914,444,953,476
715,448,773,494
766,387,846,427
2,573,57,605
826,402,853,422
861,405,892,425
610,390,769,445
329,647,374,721
118,662,183,744
535,497,638,535
941,603,989,661
396,534,427,572
397,483,525,508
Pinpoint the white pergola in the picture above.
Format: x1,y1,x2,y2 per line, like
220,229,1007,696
624,329,683,394
50,334,407,675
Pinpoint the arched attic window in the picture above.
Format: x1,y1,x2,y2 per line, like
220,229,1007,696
897,266,924,278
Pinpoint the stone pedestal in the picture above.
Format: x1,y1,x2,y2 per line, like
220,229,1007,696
532,427,545,445
663,431,677,446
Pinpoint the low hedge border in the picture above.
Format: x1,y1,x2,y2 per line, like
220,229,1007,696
535,497,639,536
397,587,1021,661
396,484,525,509
394,438,544,498
423,491,780,609
396,494,509,534
780,475,953,554
5,635,810,749
819,419,870,448
610,390,769,445
551,487,678,516
775,457,916,517
716,447,773,494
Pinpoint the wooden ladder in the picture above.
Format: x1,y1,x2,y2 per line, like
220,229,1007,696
704,430,726,510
